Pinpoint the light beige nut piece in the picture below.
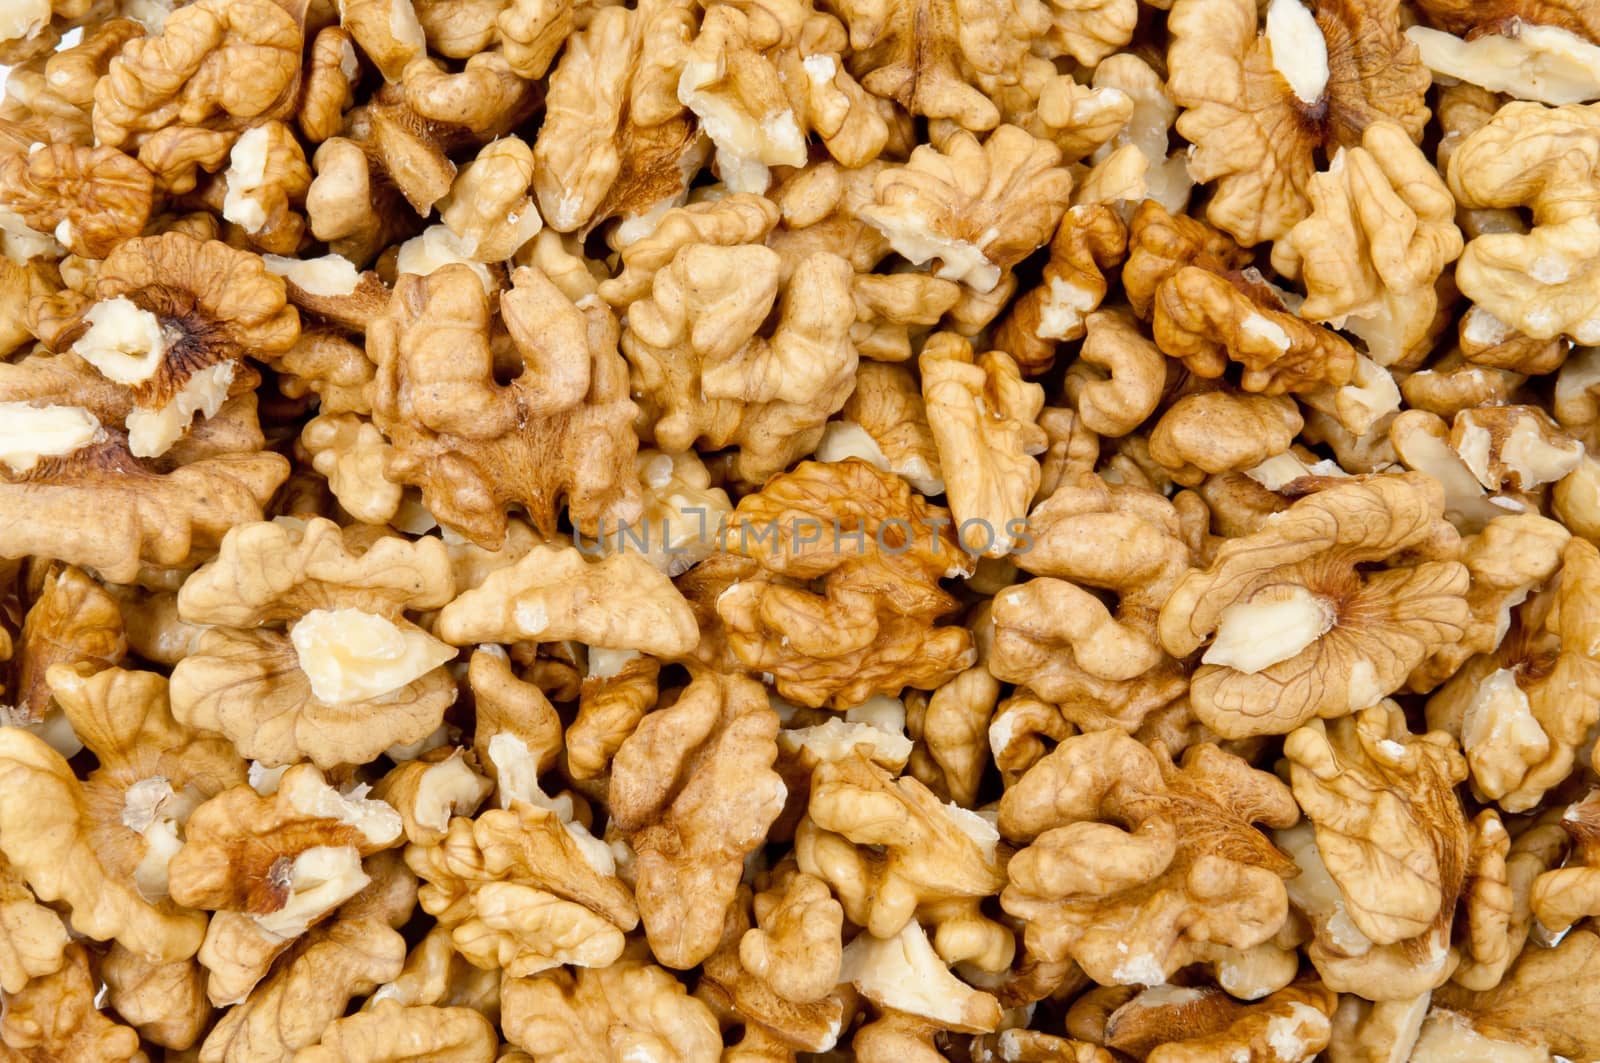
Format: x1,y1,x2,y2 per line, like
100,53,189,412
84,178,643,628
365,924,497,1015
818,362,943,495
1149,391,1304,485
841,921,1003,1033
800,751,1008,962
1158,473,1470,738
1167,0,1431,246
858,124,1073,293
1401,352,1525,420
1528,789,1600,935
565,649,659,784
999,730,1299,987
1428,536,1600,806
533,0,700,234
371,263,644,545
0,943,144,1061
621,243,858,485
290,998,497,1063
0,144,154,260
1271,120,1462,368
438,542,696,656
197,907,407,1063
600,448,731,578
373,749,492,847
1435,924,1600,1061
1446,100,1600,344
1452,809,1566,992
990,474,1192,732
216,122,311,256
1406,16,1600,105
0,563,124,735
304,135,416,266
905,627,1001,807
93,0,302,149
298,25,360,144
0,852,69,995
1450,405,1585,492
1282,702,1470,999
500,956,723,1063
1062,309,1166,438
1388,410,1516,532
170,518,458,769
609,671,783,968
715,459,976,708
970,1028,1116,1063
301,414,401,527
437,137,542,262
1099,981,1337,1062
993,205,1129,376
1153,266,1359,394
739,871,844,1004
1087,54,1195,215
920,333,1045,557
270,329,376,416
1457,304,1568,374
339,0,427,82
988,691,1076,787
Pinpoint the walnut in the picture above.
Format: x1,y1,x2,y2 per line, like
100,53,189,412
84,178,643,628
270,329,375,417
620,240,857,485
500,957,723,1063
842,923,1003,1033
1528,788,1600,934
1434,924,1600,1061
1388,410,1520,533
532,0,700,234
905,636,1001,807
1086,54,1195,215
0,144,154,259
373,748,492,847
715,459,976,708
0,563,124,737
437,138,542,263
292,999,498,1063
818,362,943,495
992,205,1129,375
1149,390,1305,485
0,665,246,965
858,125,1071,293
609,671,783,968
1270,120,1462,368
999,730,1299,987
71,232,300,458
739,870,844,1004
990,474,1191,732
920,333,1046,557
1446,100,1600,345
300,414,401,527
215,122,311,256
1281,702,1470,999
1122,199,1252,321
366,924,498,1016
339,0,427,82
0,852,69,995
92,0,303,150
1091,981,1337,1062
801,752,1008,969
437,542,698,657
169,517,459,768
1158,473,1470,738
298,25,361,144
370,264,645,546
0,944,144,1061
1406,16,1600,106
1167,0,1430,246
100,943,210,1050
678,1,888,192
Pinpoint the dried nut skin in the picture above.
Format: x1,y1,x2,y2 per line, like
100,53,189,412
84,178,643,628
998,731,1299,987
715,459,976,708
1159,473,1470,738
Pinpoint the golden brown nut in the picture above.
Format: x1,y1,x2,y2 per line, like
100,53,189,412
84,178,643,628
609,671,784,968
0,666,244,966
1446,100,1600,345
1167,0,1430,246
1450,405,1585,492
1061,309,1165,438
298,25,361,144
0,943,144,1061
1281,702,1469,999
92,0,303,150
999,730,1299,987
370,263,644,546
100,942,210,1050
1148,390,1304,485
1435,924,1600,1061
858,126,1071,294
215,121,311,256
170,518,458,768
993,205,1129,375
1121,199,1252,321
300,414,401,527
819,362,943,495
990,474,1191,732
1271,120,1462,368
1098,981,1337,1062
1158,473,1469,738
0,563,123,739
800,752,1006,961
1528,789,1600,934
533,0,700,234
436,138,542,263
500,956,723,1063
920,333,1045,558
739,870,844,1005
291,998,498,1063
715,459,976,708
0,851,69,995
620,239,858,485
0,144,153,259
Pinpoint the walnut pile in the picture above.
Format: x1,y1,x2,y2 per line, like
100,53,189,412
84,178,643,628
5,0,1600,1059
